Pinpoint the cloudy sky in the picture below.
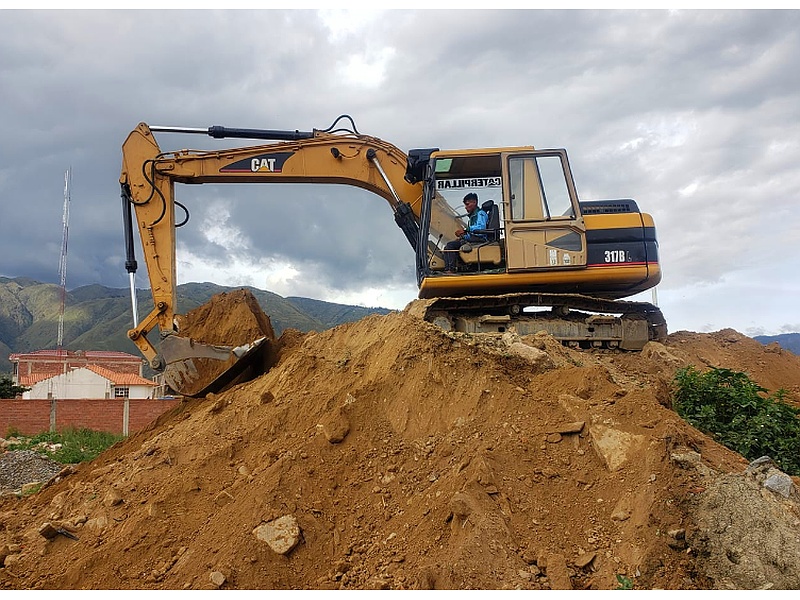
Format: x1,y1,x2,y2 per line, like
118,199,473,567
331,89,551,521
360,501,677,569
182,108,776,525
1,9,798,337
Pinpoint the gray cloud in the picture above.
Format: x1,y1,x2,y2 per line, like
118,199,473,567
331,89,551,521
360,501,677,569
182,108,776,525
0,9,798,334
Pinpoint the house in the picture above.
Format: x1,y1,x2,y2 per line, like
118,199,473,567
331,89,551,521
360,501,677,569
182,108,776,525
9,349,144,387
22,365,157,400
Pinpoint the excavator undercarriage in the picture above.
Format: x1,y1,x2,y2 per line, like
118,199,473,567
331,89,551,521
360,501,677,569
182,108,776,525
422,293,667,350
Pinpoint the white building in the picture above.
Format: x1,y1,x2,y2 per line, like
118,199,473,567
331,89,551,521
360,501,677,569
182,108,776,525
23,364,157,400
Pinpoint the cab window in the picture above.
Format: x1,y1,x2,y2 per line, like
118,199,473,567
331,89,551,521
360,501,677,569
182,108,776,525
429,154,503,244
509,154,574,221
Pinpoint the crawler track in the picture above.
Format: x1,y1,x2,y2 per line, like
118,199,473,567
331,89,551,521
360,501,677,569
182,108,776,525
423,293,667,350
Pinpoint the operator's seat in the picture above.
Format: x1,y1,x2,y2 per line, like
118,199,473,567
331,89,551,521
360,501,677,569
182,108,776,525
459,199,504,269
477,200,500,242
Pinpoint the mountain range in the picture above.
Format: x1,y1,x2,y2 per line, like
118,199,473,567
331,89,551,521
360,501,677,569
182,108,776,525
0,276,391,375
753,332,800,356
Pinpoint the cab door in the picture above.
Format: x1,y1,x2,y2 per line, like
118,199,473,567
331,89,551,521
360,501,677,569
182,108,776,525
502,150,587,270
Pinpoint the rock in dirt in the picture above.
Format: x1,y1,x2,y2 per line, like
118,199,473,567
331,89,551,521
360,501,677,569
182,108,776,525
574,551,597,569
763,473,794,498
38,522,60,540
320,408,350,444
555,421,585,435
210,571,226,587
587,423,646,472
545,553,572,590
253,515,302,555
745,456,797,498
0,545,12,567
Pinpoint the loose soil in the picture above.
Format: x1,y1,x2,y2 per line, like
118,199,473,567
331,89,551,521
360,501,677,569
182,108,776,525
2,291,800,590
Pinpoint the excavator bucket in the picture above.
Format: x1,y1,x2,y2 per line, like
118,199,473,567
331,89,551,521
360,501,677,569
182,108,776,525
160,334,268,397
159,289,277,398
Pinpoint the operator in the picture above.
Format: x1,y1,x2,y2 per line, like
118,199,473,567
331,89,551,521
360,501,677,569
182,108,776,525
443,192,488,273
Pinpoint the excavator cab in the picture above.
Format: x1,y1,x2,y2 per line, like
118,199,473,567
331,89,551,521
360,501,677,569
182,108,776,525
416,148,589,297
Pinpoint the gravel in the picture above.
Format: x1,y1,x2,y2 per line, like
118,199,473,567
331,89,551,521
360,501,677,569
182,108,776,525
0,450,64,494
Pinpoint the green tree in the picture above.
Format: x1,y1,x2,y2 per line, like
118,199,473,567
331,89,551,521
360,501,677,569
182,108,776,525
0,375,29,398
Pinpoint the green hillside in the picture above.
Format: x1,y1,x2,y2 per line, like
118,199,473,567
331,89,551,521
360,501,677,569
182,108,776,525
0,277,391,374
287,296,392,329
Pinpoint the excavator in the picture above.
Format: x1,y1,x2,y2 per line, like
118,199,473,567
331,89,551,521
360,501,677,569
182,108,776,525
119,115,665,397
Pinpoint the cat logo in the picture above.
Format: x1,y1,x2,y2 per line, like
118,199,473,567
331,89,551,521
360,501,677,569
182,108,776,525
251,157,277,172
220,151,295,174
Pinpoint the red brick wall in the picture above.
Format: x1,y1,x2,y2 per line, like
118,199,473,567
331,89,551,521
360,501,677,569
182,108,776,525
0,399,51,436
0,398,180,436
54,399,125,434
128,400,179,432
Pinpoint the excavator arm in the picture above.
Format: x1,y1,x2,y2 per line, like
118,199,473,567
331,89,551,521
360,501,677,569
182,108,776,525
120,118,428,395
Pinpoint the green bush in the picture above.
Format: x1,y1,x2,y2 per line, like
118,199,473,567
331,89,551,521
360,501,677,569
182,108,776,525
5,427,123,464
672,366,800,475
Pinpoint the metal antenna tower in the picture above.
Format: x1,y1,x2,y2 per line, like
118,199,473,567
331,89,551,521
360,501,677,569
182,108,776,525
57,168,71,351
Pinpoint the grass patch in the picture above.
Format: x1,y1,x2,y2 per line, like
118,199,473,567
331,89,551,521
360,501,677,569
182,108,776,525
5,427,123,464
615,574,634,590
672,366,800,476
21,482,43,496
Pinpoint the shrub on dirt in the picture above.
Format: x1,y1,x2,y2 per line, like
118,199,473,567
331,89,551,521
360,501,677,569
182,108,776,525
673,366,800,475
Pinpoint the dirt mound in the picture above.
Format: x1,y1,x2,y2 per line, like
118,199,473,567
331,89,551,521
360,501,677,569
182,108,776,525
177,288,275,348
168,289,278,397
2,300,800,590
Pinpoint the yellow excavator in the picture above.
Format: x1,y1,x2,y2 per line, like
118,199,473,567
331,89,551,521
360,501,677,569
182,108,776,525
120,115,665,396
